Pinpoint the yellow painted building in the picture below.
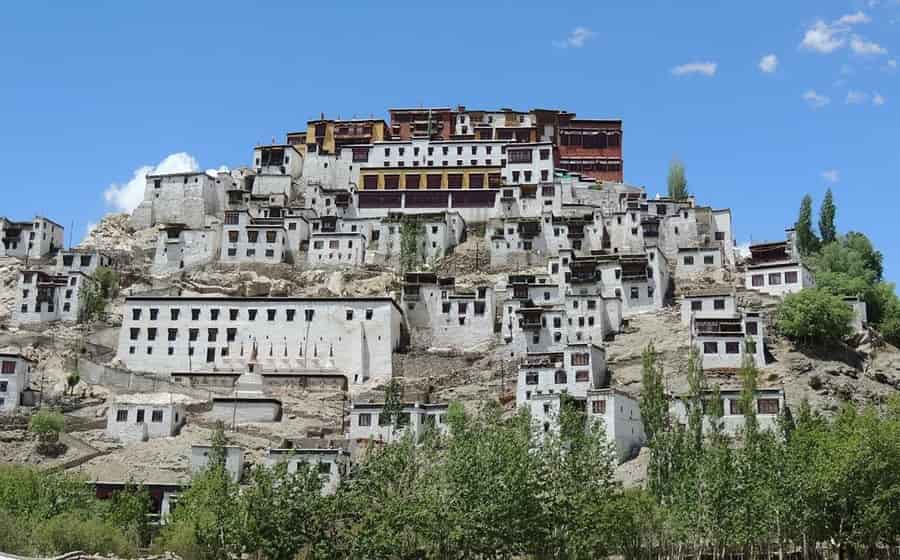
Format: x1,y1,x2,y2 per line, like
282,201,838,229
358,167,503,190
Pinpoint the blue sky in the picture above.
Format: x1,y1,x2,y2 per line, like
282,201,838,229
1,1,897,284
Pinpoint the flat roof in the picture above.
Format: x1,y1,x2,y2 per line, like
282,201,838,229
125,295,403,313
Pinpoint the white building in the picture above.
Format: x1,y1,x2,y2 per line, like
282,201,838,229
373,212,466,268
105,393,188,443
251,144,304,196
0,353,35,412
221,210,290,265
131,172,224,230
844,296,868,333
0,216,64,259
348,401,449,445
401,272,495,351
586,388,645,462
307,232,368,268
675,246,725,278
151,223,221,275
15,270,92,323
55,250,113,275
266,441,351,495
744,230,814,296
516,344,608,407
190,444,245,483
500,272,623,355
670,387,785,438
115,296,407,383
681,290,766,369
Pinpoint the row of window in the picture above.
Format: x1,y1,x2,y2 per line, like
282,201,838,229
701,340,757,354
127,342,336,361
524,369,591,385
362,172,502,189
225,230,281,243
225,248,278,258
690,299,728,311
130,307,375,322
20,302,72,314
682,254,717,266
750,270,799,286
114,408,166,423
356,411,446,427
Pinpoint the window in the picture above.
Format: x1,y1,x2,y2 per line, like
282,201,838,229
229,309,239,321
266,231,277,243
704,255,715,265
191,309,201,321
592,400,606,414
785,270,799,284
691,300,703,311
247,231,259,243
554,370,567,384
630,287,639,300
757,398,780,415
189,328,199,342
508,149,532,163
171,308,180,321
248,309,258,321
768,273,782,285
571,353,589,366
715,231,725,241
132,308,142,321
136,409,145,423
703,342,718,354
525,372,539,385
151,410,163,423
363,175,377,189
1,361,15,374
227,328,237,342
168,328,178,341
358,413,372,426
286,309,295,322
725,341,740,354
208,328,218,342
751,274,764,287
714,299,726,310
365,309,373,320
539,148,550,160
228,231,238,243
305,309,315,321
210,308,220,321
729,400,744,415
206,348,215,363
683,256,695,266
0,381,6,392
267,309,276,321
541,169,549,181
575,370,590,383
130,328,140,341
224,212,240,225
746,321,758,335
346,309,354,321
116,410,128,422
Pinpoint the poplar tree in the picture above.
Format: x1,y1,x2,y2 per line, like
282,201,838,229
667,159,690,201
796,194,819,256
819,188,837,244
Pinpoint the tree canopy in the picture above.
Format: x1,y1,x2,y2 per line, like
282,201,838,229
667,159,690,200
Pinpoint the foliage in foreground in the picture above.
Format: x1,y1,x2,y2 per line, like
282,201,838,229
776,287,854,345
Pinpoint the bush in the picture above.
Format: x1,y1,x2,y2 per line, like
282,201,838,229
777,288,854,345
29,410,65,438
32,512,137,557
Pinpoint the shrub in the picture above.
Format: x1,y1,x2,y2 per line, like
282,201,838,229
777,288,854,346
29,410,65,438
32,512,137,557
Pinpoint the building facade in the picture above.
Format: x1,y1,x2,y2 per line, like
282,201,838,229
115,296,407,383
401,273,495,350
0,353,34,412
0,216,64,259
105,393,187,443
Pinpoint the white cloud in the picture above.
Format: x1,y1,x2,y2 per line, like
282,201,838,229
873,92,886,106
837,11,871,25
803,89,831,108
800,12,873,54
759,54,778,73
846,90,870,104
736,242,752,259
553,27,595,48
889,59,898,68
850,35,888,55
801,20,847,53
103,152,200,213
821,169,840,183
670,61,717,77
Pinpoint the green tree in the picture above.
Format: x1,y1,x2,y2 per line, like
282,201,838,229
819,188,837,244
78,267,118,324
241,462,326,560
29,410,65,438
667,159,689,200
796,194,820,256
777,288,854,346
